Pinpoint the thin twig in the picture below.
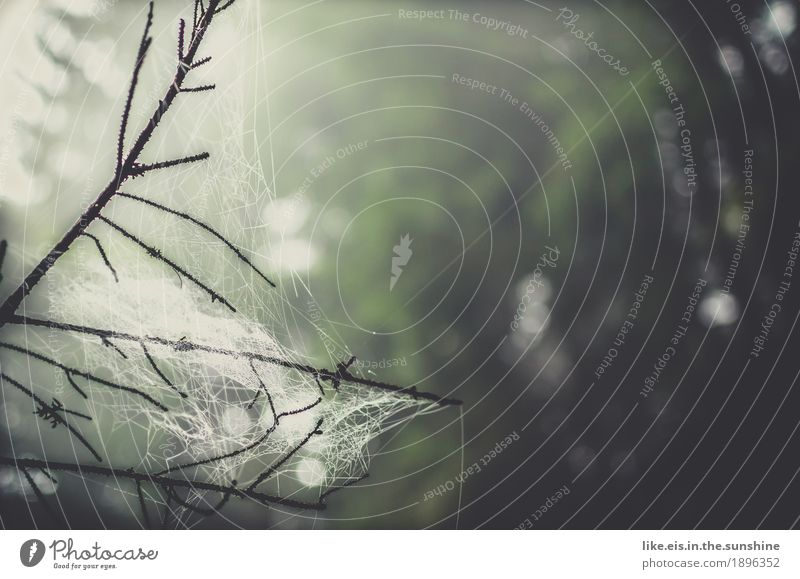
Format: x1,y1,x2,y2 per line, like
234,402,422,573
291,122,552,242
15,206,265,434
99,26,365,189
64,372,88,399
0,372,102,462
214,0,237,15
0,240,7,284
157,394,322,477
81,233,119,282
248,419,324,491
117,2,154,174
136,480,152,529
181,84,215,93
155,424,274,476
191,56,212,69
163,483,236,517
141,342,187,399
247,359,275,415
22,468,63,525
320,473,369,500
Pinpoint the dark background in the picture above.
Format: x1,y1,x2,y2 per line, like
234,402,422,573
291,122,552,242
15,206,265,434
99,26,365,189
1,0,799,529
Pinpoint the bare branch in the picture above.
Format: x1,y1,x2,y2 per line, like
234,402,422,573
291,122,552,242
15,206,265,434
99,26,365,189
136,480,153,529
247,418,324,491
181,84,216,93
161,490,175,528
157,393,321,477
0,0,232,325
35,397,92,425
141,342,188,399
98,216,237,313
101,336,128,360
7,315,463,407
214,0,237,15
155,424,274,476
0,372,102,462
247,358,276,413
279,396,323,418
116,192,276,288
64,371,88,399
35,34,73,70
129,152,210,178
0,239,7,284
164,485,222,517
117,2,154,174
22,468,63,525
0,456,325,511
177,18,186,60
81,233,119,282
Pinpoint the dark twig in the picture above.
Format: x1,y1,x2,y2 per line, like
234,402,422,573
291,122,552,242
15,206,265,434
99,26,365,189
0,239,7,284
157,394,322,477
65,371,88,399
36,35,73,70
312,373,325,396
0,372,102,462
35,398,93,425
0,342,167,410
156,424,274,476
177,18,186,60
320,473,369,500
214,0,237,15
0,0,456,525
101,336,128,360
81,233,119,282
279,397,323,418
0,0,229,325
99,216,236,312
117,2,154,174
163,483,235,517
181,84,216,93
128,152,210,178
0,456,325,511
116,192,275,288
193,0,203,34
247,359,275,413
8,315,463,407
